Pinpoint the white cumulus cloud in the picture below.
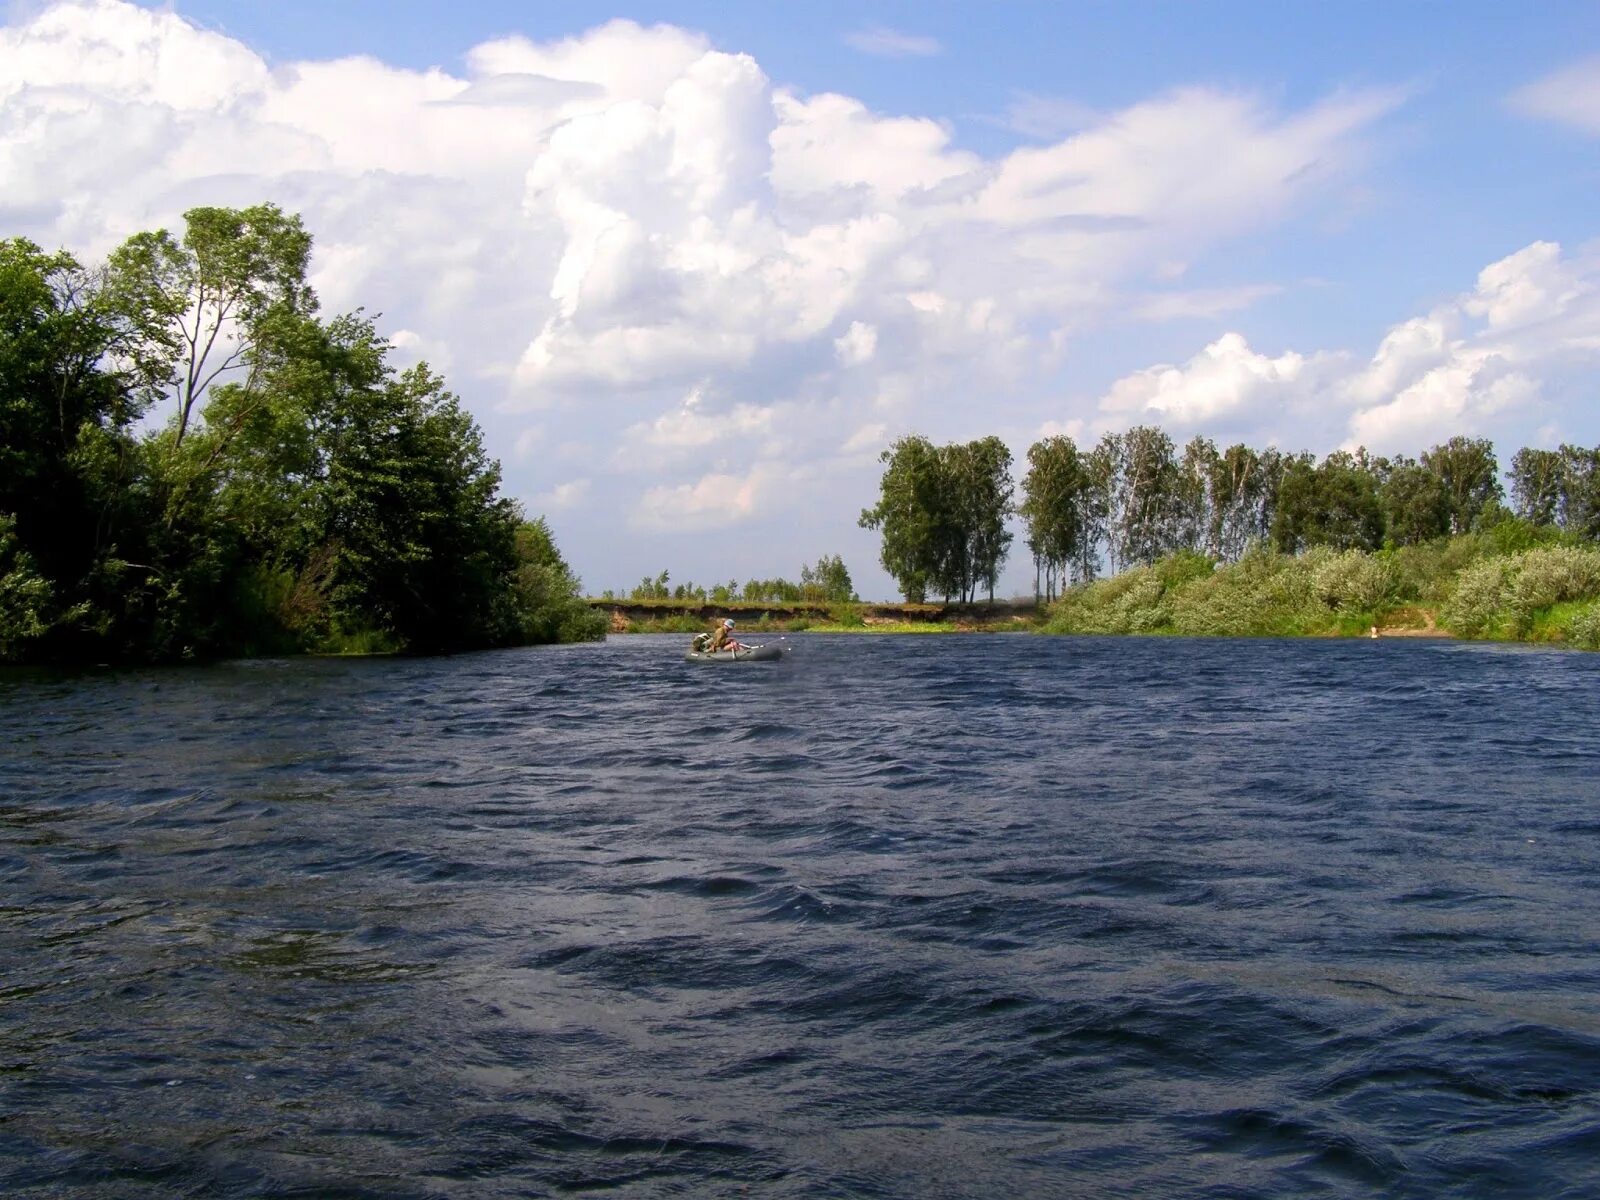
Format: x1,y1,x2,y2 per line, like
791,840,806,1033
834,321,879,366
1097,241,1600,454
0,0,1445,595
1099,333,1309,426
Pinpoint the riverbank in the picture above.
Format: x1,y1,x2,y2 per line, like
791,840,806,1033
600,534,1600,650
592,599,1039,635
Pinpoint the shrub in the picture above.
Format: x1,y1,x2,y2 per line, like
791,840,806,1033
1504,546,1600,633
1562,602,1600,651
1311,548,1397,615
1444,557,1512,637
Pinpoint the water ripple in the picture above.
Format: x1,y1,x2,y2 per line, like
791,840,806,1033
3,634,1599,1197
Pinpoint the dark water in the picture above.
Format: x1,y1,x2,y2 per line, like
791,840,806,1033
3,634,1599,1199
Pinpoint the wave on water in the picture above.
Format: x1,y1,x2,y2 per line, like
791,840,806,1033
3,633,1599,1197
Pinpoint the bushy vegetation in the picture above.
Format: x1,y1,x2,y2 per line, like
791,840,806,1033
1045,531,1600,648
0,209,602,664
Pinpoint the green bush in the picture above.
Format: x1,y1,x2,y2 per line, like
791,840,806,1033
1444,545,1600,638
1504,546,1600,634
1561,602,1600,651
1311,548,1397,615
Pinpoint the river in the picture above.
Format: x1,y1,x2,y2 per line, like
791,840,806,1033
3,633,1598,1198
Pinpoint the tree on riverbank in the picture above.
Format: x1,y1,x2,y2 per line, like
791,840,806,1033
0,211,602,664
859,435,1014,603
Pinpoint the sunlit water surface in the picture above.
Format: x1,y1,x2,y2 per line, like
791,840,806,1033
3,633,1599,1198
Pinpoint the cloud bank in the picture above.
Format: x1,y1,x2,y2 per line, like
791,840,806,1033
1096,240,1600,453
3,2,1594,593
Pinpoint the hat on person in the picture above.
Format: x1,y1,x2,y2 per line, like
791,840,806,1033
724,618,735,628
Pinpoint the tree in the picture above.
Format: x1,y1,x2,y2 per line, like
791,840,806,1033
505,517,606,643
1422,436,1501,535
104,204,315,447
1378,455,1450,546
2,210,597,663
0,238,151,658
1509,447,1564,527
1079,437,1117,580
1271,451,1383,553
860,435,944,602
1020,435,1085,602
1558,444,1600,540
1175,435,1219,555
1207,443,1268,561
944,436,1014,602
801,554,856,601
1115,425,1179,568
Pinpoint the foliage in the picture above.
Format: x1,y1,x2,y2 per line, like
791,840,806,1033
1044,537,1600,648
859,434,1013,602
801,554,857,602
0,208,596,663
1422,436,1501,535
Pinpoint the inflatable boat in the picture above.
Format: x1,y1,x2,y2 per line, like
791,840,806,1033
684,642,785,662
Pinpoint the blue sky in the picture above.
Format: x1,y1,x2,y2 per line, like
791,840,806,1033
3,1,1598,597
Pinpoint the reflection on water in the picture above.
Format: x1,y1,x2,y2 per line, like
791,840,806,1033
3,634,1599,1197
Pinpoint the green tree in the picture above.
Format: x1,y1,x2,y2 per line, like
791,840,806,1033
1175,435,1219,555
1558,444,1600,540
1207,443,1269,561
1272,451,1383,553
801,554,856,601
1378,455,1450,546
859,434,943,602
104,204,315,446
1114,425,1179,568
1020,435,1087,601
943,436,1014,602
504,517,606,643
1422,436,1501,535
1509,447,1564,527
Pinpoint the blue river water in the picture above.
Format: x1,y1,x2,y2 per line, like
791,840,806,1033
2,632,1598,1198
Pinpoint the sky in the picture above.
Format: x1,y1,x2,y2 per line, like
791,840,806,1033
3,1,1598,599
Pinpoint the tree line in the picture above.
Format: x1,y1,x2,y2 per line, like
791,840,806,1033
1,205,603,664
605,555,857,604
862,427,1600,603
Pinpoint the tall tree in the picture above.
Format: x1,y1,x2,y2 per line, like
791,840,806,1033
1115,425,1178,568
1558,444,1600,540
104,204,315,447
1378,454,1450,546
1175,435,1219,555
1020,435,1085,602
1207,442,1267,561
801,554,856,601
1421,436,1501,535
0,238,146,652
945,436,1014,602
1509,447,1565,527
1080,436,1118,579
1271,451,1383,552
860,435,944,602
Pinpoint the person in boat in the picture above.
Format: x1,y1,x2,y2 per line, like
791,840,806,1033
705,617,741,654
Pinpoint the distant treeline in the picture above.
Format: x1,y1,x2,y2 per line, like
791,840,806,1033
1,206,603,665
602,555,857,604
861,428,1600,603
